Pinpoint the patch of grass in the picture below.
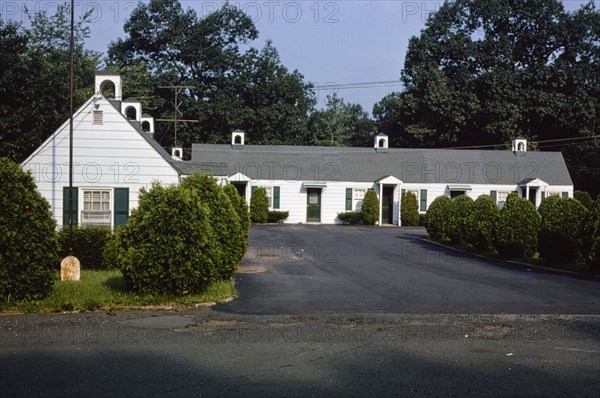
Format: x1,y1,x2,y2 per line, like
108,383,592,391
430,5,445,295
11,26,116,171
0,270,237,314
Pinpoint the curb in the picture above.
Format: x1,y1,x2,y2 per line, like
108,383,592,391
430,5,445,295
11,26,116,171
421,238,600,280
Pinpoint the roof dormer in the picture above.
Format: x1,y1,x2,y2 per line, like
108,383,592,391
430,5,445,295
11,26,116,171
122,98,142,122
141,113,155,134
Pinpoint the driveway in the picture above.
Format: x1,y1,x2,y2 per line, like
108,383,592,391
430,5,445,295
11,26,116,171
217,225,600,315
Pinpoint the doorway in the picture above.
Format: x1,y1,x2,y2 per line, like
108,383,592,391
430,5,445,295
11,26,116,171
382,187,394,225
306,188,321,222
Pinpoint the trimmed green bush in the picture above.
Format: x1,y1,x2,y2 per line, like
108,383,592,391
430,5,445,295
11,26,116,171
250,187,269,223
418,213,428,227
58,226,112,270
181,174,242,280
401,191,419,226
101,228,121,270
581,199,600,269
447,195,474,244
0,157,59,302
223,184,250,258
492,192,541,258
267,211,289,223
115,183,219,296
574,190,593,210
425,195,453,240
337,211,365,225
465,195,499,250
361,189,380,225
538,196,588,264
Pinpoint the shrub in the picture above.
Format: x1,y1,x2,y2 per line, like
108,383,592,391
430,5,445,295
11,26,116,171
492,192,541,258
267,211,289,223
101,228,121,270
581,199,600,269
337,211,365,225
58,226,112,270
464,195,499,250
223,184,250,257
537,196,588,264
425,195,453,240
181,174,242,280
115,183,219,296
447,195,474,244
401,191,419,226
418,213,428,227
574,190,593,210
361,189,379,225
250,187,269,223
0,157,59,302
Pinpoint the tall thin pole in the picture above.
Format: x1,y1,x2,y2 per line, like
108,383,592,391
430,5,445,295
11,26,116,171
68,0,75,255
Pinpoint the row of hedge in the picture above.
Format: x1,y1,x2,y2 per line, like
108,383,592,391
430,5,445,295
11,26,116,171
425,192,600,268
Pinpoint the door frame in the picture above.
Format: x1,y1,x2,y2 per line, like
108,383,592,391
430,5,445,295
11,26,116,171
381,186,394,225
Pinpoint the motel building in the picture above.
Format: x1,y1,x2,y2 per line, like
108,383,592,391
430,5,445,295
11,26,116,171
22,73,574,228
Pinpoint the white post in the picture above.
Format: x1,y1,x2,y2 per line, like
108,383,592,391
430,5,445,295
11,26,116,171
397,184,401,226
378,183,383,226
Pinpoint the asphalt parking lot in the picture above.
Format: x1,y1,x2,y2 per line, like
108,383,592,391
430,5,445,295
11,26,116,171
217,225,600,315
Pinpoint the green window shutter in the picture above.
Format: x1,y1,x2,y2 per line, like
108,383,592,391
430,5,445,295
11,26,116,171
541,191,545,201
401,188,406,195
273,186,280,209
420,189,428,212
345,188,352,210
490,190,497,203
62,187,78,227
251,186,257,196
562,192,568,198
114,188,129,227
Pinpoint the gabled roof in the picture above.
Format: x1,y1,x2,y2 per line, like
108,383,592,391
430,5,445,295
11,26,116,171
174,143,573,185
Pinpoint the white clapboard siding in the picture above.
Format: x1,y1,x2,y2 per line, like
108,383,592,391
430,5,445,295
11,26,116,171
22,96,180,228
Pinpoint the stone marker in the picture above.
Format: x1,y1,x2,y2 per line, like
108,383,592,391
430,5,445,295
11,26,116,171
60,256,80,281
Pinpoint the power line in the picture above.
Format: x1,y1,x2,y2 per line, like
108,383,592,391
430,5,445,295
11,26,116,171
313,80,403,91
448,135,600,149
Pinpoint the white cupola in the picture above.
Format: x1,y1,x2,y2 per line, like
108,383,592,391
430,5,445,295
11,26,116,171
141,114,155,134
172,147,183,161
375,133,388,149
512,137,527,152
122,98,142,122
95,71,122,101
232,130,245,146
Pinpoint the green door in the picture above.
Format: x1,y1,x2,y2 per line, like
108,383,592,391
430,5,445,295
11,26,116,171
382,187,394,225
306,188,321,222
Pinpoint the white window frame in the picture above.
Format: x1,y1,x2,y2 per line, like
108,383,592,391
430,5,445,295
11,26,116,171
81,189,111,227
547,192,560,197
353,188,367,210
262,187,273,208
405,190,419,203
496,191,510,208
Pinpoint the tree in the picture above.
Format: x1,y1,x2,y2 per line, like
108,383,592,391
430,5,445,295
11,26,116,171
374,0,600,194
492,193,541,258
465,195,499,250
306,94,373,147
574,190,594,210
425,196,453,240
0,7,100,162
107,0,315,149
223,183,250,259
114,183,219,296
401,191,419,226
538,196,588,263
0,158,59,302
180,174,242,281
250,188,269,223
361,189,380,225
447,195,475,244
582,199,600,269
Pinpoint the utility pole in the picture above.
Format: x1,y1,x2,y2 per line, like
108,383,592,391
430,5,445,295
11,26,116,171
157,86,198,147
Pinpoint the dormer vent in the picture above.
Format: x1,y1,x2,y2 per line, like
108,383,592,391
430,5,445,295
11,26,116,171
512,137,527,153
141,114,155,134
232,130,245,146
375,133,388,149
122,98,142,122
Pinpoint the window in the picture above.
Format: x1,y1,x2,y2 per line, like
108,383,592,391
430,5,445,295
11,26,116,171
406,190,419,202
548,192,560,197
497,191,510,208
353,188,367,209
81,190,111,226
263,187,272,208
450,190,466,199
92,110,103,125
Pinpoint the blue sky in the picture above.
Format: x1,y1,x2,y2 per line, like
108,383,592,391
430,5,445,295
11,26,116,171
2,0,597,113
